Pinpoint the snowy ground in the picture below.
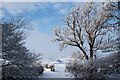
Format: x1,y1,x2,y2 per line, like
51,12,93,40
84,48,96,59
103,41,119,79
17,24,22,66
39,63,74,78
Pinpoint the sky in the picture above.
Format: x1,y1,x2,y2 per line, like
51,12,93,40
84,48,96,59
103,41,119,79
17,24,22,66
2,1,117,60
2,2,81,60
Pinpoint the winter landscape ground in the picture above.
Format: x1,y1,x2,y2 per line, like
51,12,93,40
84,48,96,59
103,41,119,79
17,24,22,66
38,58,74,78
39,63,73,78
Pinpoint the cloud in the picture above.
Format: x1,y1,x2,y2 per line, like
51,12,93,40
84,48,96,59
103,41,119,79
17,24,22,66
35,3,51,10
52,3,63,9
58,8,67,15
3,2,72,16
42,17,54,24
2,2,51,16
3,2,38,15
52,3,70,15
25,21,78,60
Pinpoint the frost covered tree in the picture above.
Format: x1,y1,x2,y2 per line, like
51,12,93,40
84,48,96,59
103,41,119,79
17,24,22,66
2,17,31,66
1,17,44,79
54,2,119,79
53,2,118,60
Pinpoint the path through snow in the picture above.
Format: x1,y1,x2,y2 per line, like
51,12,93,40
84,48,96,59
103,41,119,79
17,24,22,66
39,64,74,78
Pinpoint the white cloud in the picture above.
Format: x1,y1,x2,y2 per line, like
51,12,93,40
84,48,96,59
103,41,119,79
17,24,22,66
2,2,52,16
52,3,63,9
2,2,71,16
35,3,51,10
3,2,38,15
25,21,78,59
58,8,67,15
42,17,54,24
52,3,69,15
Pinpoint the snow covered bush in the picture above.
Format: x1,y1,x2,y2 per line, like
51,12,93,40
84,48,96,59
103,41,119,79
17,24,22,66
1,16,44,79
66,52,120,79
2,63,44,79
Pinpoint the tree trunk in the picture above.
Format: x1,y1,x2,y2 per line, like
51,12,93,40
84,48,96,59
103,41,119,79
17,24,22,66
90,45,93,59
118,2,120,10
78,46,89,60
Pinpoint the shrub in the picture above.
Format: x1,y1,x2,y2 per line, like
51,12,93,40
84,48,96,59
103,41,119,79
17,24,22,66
65,52,120,79
2,63,44,79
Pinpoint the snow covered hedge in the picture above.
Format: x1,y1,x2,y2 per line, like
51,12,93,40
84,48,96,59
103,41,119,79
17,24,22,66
65,52,120,79
2,63,44,79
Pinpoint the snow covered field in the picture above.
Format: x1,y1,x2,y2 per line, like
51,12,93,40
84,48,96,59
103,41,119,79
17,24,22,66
39,63,74,78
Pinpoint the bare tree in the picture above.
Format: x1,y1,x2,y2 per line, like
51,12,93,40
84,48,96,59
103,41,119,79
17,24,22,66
53,2,118,60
